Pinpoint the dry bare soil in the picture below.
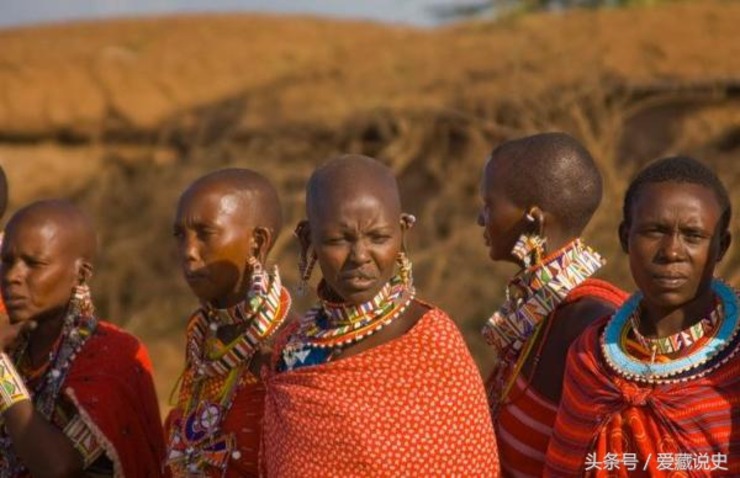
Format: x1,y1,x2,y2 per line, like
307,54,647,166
1,1,740,408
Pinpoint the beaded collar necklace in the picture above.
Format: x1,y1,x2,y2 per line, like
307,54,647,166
483,239,604,409
298,274,415,349
168,266,290,476
602,279,740,384
630,301,721,356
187,265,290,378
0,289,98,476
482,239,605,354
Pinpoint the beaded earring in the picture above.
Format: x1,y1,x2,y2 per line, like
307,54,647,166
246,256,270,308
511,212,546,268
398,213,416,288
396,252,414,288
297,248,317,297
69,279,95,322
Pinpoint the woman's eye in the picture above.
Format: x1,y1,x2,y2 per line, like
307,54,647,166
371,235,391,244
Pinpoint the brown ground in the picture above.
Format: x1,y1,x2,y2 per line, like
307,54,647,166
1,1,739,410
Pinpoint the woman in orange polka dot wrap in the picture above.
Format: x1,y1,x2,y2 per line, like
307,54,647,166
262,154,500,477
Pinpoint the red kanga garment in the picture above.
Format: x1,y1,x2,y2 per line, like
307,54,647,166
493,279,627,478
545,309,740,477
262,307,500,477
64,321,166,477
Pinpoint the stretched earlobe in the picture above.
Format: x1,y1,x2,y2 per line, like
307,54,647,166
526,206,546,238
294,220,311,250
252,227,273,264
400,213,416,231
75,260,94,284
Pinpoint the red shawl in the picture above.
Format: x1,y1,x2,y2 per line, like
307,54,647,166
262,308,500,477
545,315,740,477
65,321,166,477
494,278,627,478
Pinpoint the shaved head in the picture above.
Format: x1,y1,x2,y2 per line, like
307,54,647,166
302,154,406,304
7,199,97,264
306,154,402,221
2,200,97,323
181,168,283,246
487,132,603,235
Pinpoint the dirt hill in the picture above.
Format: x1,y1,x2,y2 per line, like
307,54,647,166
1,1,739,408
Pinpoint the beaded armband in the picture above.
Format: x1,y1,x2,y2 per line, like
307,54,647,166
0,353,30,414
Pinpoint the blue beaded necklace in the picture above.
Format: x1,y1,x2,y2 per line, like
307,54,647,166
601,279,739,384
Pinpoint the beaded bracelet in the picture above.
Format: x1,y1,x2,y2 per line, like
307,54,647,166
0,352,31,414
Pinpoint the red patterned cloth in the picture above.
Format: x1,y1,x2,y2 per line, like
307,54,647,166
65,321,166,477
545,312,740,477
262,307,500,477
493,278,627,478
164,377,265,477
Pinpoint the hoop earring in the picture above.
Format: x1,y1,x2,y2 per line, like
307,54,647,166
511,233,546,268
297,248,317,297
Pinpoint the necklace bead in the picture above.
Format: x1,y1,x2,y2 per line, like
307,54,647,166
602,279,740,384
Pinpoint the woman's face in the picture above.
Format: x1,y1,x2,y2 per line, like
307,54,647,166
309,192,402,305
477,156,528,264
1,219,80,324
620,181,730,316
174,187,256,308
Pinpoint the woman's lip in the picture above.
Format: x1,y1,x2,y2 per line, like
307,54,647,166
651,275,689,288
4,296,27,307
341,276,375,289
184,270,208,282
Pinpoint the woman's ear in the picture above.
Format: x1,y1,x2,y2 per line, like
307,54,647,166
294,220,312,253
75,259,94,284
717,230,732,262
618,221,629,254
251,227,273,264
526,206,546,237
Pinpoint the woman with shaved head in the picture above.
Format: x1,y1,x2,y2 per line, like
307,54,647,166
478,133,626,477
165,169,291,477
0,199,164,477
262,154,499,477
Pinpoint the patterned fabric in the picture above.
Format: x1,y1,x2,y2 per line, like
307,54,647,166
62,321,166,478
545,299,740,477
164,376,264,477
263,308,500,477
493,279,627,478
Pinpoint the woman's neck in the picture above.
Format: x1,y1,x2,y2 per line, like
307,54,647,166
27,315,65,367
639,290,715,338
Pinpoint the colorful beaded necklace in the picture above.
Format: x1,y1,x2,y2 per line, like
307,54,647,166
0,286,98,476
630,301,721,355
601,279,740,384
482,239,605,407
300,273,415,349
187,265,290,378
482,239,605,354
168,265,290,477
